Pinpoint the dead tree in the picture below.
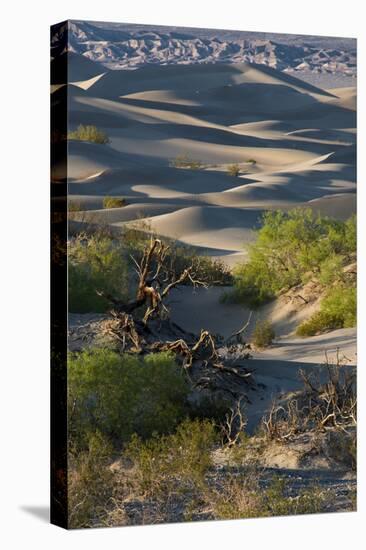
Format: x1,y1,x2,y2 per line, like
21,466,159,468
220,398,247,447
97,237,253,395
97,238,208,324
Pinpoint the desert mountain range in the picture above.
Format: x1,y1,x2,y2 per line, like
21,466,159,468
51,20,356,85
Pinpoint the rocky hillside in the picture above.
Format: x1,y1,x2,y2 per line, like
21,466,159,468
51,20,356,81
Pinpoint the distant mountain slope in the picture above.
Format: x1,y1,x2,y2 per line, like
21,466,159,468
51,51,107,84
50,20,356,82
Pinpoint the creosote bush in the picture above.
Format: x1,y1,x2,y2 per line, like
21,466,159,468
210,474,328,520
125,418,217,497
68,124,110,144
227,163,241,177
68,200,82,212
297,285,356,336
103,196,127,209
230,209,356,308
252,320,275,348
170,154,203,170
68,431,115,528
165,246,233,286
68,349,189,449
68,234,128,313
68,229,233,313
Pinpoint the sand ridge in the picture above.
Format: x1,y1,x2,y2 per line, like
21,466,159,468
65,53,356,334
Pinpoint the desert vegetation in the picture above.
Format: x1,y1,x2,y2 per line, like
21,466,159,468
68,200,82,212
68,124,110,144
53,35,357,529
68,349,355,527
227,163,241,177
229,208,356,335
68,229,232,315
297,285,356,336
103,196,127,209
68,233,128,313
67,228,356,528
170,154,203,170
251,320,275,348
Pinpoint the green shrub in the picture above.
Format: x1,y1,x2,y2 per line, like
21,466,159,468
123,236,233,287
103,196,127,209
68,349,189,448
262,477,327,516
68,431,115,528
68,124,110,144
297,284,356,336
227,163,241,177
231,209,356,307
345,214,357,251
189,394,232,424
166,246,233,286
210,474,328,520
318,253,345,285
170,154,203,170
68,200,82,212
246,159,257,164
252,320,275,348
125,418,217,497
68,234,128,313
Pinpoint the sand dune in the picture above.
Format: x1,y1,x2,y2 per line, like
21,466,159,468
65,61,356,263
88,61,333,99
51,51,107,84
168,286,356,364
135,206,260,252
62,57,357,410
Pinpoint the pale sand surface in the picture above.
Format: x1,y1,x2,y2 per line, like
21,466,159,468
167,286,356,432
65,55,356,373
67,60,355,262
168,287,356,363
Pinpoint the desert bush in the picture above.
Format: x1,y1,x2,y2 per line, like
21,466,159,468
124,418,217,497
103,196,127,209
231,209,356,307
68,349,189,449
227,163,241,177
297,284,356,336
209,473,328,520
252,320,275,348
68,124,110,144
319,284,356,327
261,362,356,443
318,253,345,285
68,200,82,212
246,159,257,164
68,431,115,528
166,246,233,286
324,429,357,470
170,154,203,170
262,477,327,516
296,311,341,336
68,234,128,313
124,236,233,287
208,472,263,519
189,394,233,425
